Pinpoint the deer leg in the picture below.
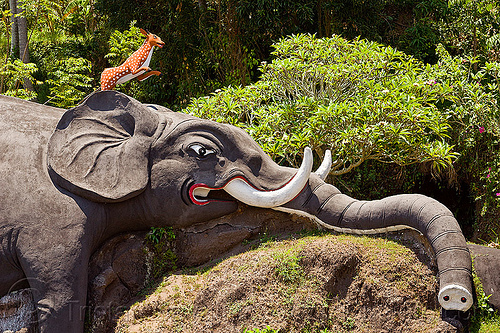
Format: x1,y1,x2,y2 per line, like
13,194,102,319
137,70,161,82
131,66,151,75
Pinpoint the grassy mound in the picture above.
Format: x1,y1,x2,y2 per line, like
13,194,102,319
115,234,460,333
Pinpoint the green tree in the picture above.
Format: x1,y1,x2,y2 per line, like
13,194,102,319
8,0,34,93
442,0,500,63
428,45,500,241
92,0,452,107
0,57,37,99
0,0,104,102
44,56,92,108
186,34,500,241
185,34,459,175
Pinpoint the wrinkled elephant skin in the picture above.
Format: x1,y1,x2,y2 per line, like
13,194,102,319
0,91,486,332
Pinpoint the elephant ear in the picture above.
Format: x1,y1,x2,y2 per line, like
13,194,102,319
48,91,162,202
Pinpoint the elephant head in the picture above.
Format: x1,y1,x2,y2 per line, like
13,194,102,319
47,91,316,228
47,90,473,313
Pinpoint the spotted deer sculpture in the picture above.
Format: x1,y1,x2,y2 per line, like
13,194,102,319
100,29,164,90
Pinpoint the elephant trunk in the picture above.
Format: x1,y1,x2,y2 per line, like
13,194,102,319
277,174,473,312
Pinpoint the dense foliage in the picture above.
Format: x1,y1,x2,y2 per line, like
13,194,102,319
184,34,500,241
2,0,498,106
2,1,500,327
186,35,459,175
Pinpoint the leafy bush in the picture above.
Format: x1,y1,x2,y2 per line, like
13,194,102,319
441,0,500,62
185,34,459,175
471,261,500,332
93,0,457,107
44,57,92,108
0,59,38,100
144,227,177,280
427,45,500,239
185,34,500,241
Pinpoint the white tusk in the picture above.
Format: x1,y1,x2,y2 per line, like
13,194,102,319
223,147,313,208
314,150,331,181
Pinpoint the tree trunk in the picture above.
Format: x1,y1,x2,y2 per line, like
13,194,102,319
198,0,207,34
9,0,19,57
473,26,478,72
10,0,34,93
17,0,29,63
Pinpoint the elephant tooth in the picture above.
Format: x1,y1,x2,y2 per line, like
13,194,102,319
193,187,211,200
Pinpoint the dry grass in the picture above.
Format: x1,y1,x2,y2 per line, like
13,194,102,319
115,234,458,333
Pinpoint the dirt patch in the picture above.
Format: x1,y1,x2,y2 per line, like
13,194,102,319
115,234,459,333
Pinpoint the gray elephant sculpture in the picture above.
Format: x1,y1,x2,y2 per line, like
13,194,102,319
0,90,478,331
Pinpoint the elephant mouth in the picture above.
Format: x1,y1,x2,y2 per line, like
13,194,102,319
189,176,285,206
189,182,237,205
189,148,315,208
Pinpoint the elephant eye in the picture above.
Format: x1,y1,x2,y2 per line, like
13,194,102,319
188,143,216,158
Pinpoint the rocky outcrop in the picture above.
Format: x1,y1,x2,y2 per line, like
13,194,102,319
176,205,315,267
468,244,500,310
86,233,149,333
115,234,460,333
84,206,316,332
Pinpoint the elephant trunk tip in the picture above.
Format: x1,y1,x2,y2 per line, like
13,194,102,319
438,284,473,311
